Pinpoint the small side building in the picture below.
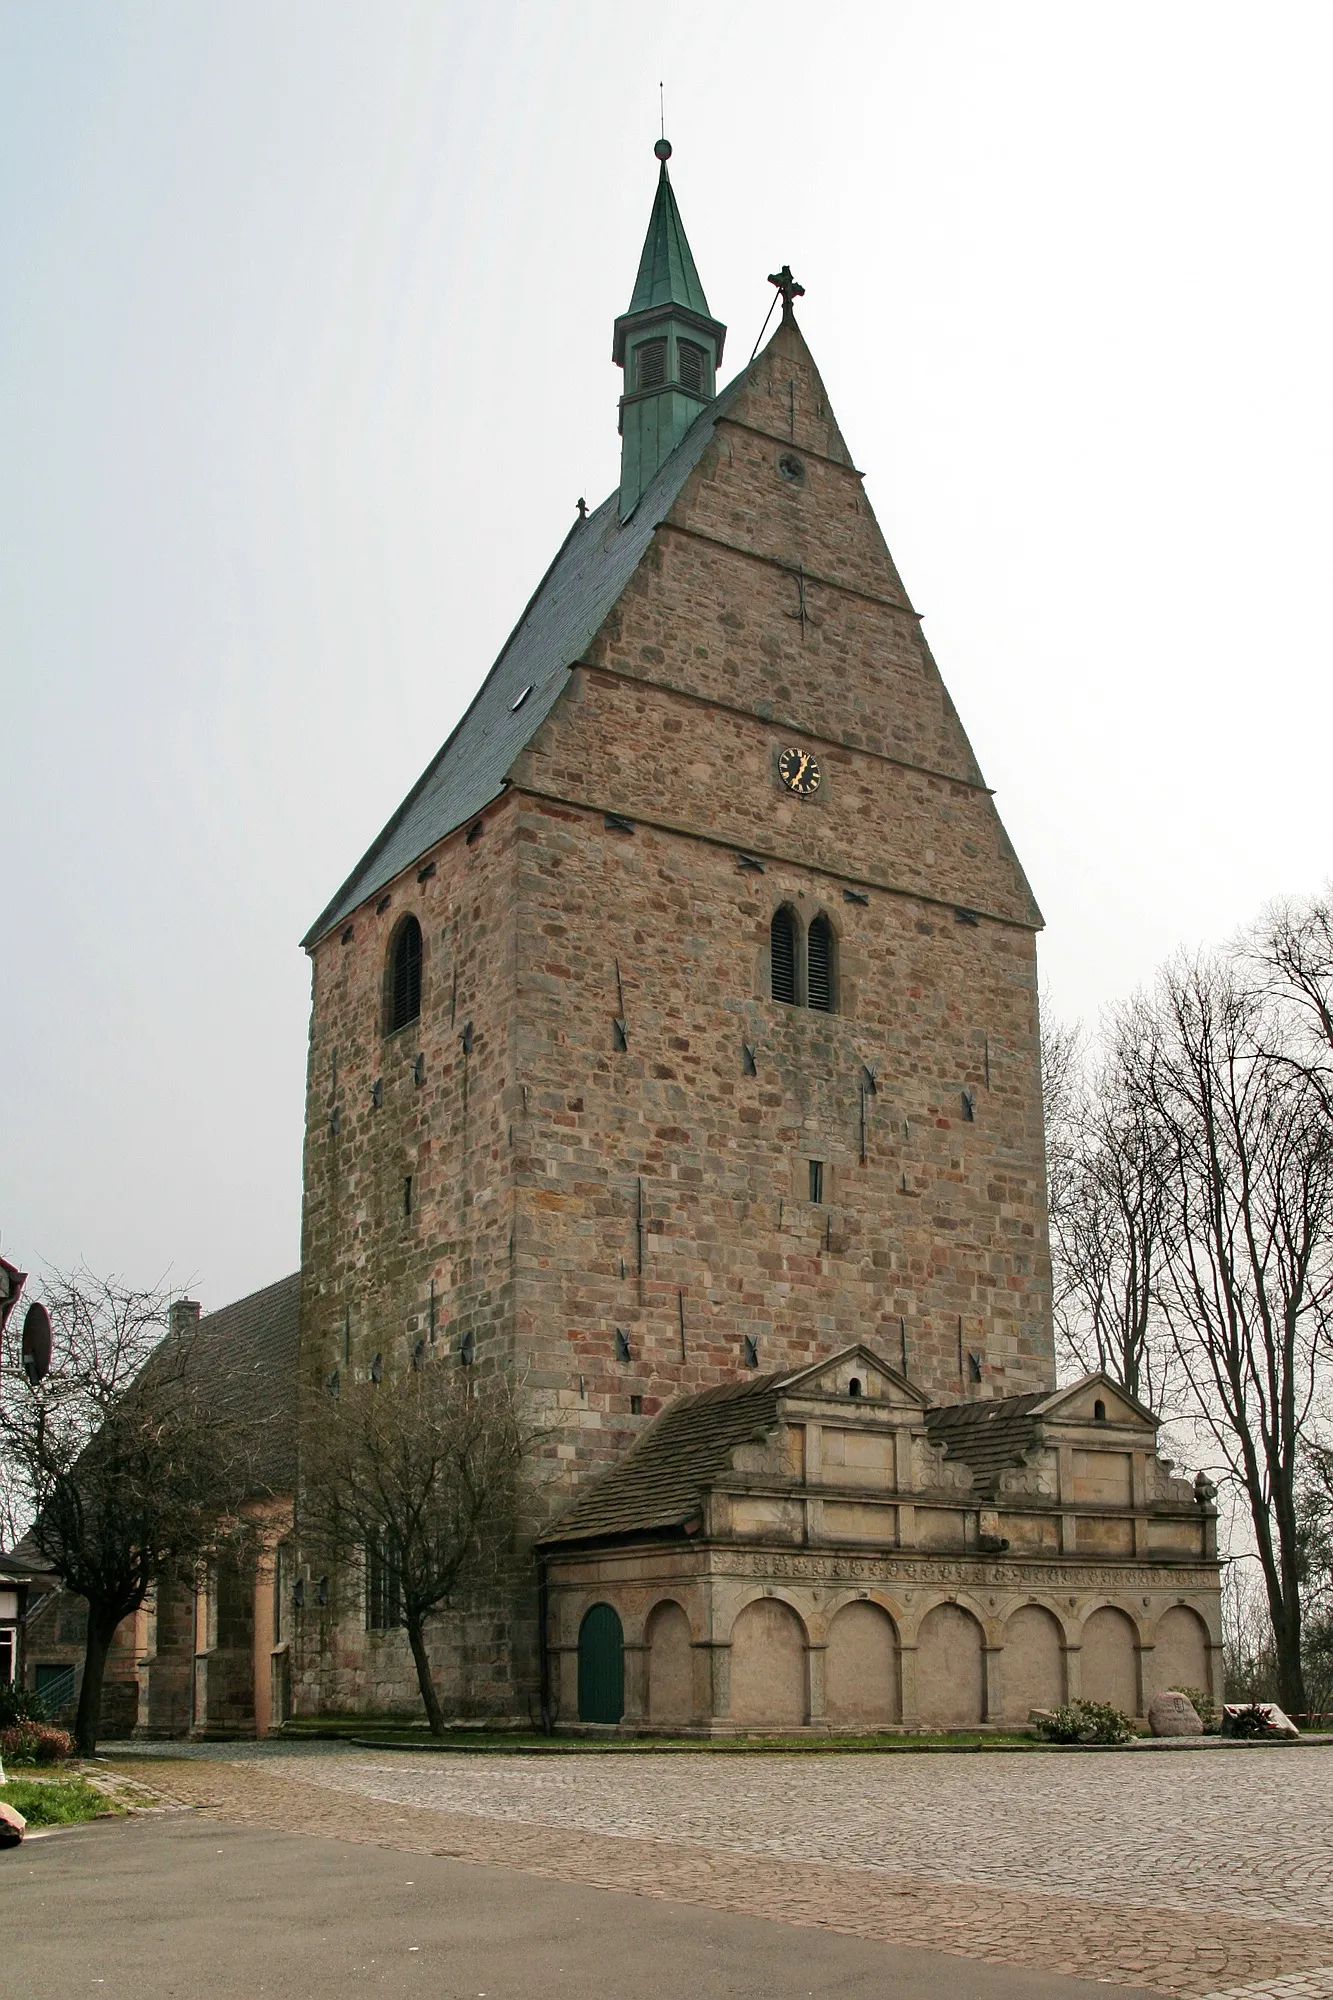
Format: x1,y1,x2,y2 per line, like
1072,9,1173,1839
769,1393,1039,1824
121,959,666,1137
539,1346,1221,1731
15,1273,299,1739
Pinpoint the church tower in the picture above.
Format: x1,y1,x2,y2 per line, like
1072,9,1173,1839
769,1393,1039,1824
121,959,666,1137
613,138,726,517
294,144,1219,1730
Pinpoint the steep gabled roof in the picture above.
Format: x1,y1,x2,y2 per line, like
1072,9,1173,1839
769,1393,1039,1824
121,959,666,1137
538,1374,785,1547
4,1273,301,1578
302,367,750,948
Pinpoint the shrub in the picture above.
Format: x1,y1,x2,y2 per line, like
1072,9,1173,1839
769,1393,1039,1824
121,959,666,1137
0,1684,48,1729
1036,1700,1134,1745
1175,1686,1219,1733
0,1721,74,1765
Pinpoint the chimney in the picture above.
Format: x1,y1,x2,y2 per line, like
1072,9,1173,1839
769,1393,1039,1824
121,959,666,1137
169,1299,201,1340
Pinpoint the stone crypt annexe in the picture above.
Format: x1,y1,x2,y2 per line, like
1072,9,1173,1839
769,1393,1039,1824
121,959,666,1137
291,139,1223,1727
541,1349,1220,1730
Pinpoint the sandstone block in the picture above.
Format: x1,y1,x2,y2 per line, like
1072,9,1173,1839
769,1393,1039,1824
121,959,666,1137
0,1800,26,1846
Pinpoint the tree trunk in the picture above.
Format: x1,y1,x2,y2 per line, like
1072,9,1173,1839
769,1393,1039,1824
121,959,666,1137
74,1607,119,1757
1268,1573,1307,1717
406,1613,444,1736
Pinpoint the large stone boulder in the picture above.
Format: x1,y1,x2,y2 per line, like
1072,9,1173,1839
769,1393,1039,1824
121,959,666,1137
1221,1702,1299,1739
1149,1690,1203,1737
0,1800,26,1847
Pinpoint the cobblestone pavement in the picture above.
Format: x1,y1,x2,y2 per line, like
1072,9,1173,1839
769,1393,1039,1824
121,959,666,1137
107,1744,1333,1997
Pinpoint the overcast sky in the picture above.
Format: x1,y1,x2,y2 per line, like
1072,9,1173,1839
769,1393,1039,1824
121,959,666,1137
2,3,1329,1312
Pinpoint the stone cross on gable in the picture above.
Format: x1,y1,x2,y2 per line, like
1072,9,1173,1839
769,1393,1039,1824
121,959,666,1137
767,264,806,317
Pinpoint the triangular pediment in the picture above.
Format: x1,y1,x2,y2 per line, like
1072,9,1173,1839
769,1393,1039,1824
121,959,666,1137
1033,1372,1159,1432
777,1344,929,1410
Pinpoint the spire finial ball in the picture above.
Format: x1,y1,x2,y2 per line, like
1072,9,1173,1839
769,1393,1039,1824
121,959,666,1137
654,137,672,161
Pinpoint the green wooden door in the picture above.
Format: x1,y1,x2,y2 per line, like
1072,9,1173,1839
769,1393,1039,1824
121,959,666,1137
578,1603,624,1723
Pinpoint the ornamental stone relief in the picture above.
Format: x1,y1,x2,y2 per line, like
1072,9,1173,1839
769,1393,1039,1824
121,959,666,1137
706,1550,1217,1591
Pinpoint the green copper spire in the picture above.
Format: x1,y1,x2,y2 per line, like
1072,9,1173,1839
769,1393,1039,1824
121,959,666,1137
614,139,726,520
625,149,713,319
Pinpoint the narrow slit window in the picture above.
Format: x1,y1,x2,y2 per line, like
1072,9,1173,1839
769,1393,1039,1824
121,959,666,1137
809,1159,824,1203
678,340,706,394
635,338,667,390
807,915,834,1012
771,907,798,1005
366,1533,403,1630
388,916,423,1033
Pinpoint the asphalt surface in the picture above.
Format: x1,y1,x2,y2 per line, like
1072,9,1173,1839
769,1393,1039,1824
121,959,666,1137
3,1813,1159,2000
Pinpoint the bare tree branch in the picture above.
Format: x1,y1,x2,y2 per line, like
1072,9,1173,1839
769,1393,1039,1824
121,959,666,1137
299,1358,547,1735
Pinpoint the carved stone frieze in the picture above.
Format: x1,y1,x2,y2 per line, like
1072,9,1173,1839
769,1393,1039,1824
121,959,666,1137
706,1548,1218,1591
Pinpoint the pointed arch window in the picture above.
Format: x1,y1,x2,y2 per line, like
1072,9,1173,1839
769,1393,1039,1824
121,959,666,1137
808,915,835,1012
770,907,799,1005
387,915,423,1034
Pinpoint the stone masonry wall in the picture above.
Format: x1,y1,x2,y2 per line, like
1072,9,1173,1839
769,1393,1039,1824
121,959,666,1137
295,798,527,1716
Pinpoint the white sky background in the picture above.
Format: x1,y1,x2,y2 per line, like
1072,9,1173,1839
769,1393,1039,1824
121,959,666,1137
1,2,1330,1312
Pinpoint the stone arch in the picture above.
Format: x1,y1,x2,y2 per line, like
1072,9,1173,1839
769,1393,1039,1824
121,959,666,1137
384,912,424,1035
916,1600,985,1727
1154,1604,1211,1699
806,909,838,1013
1002,1603,1065,1721
729,1595,807,1727
769,904,802,1006
826,1600,900,1726
646,1599,694,1726
577,1603,624,1724
1081,1604,1140,1715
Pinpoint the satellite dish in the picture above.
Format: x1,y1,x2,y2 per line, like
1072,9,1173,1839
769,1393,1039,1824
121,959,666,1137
21,1301,52,1385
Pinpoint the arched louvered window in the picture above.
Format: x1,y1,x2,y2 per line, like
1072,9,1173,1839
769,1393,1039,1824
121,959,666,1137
678,340,706,395
771,907,798,1006
387,916,423,1033
635,338,667,390
807,914,835,1012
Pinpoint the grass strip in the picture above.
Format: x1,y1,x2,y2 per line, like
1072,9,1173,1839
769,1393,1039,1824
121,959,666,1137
1,1775,123,1827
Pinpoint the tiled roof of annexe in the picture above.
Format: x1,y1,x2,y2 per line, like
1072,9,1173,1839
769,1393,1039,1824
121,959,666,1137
541,1381,1061,1547
539,1374,786,1547
924,1391,1049,1498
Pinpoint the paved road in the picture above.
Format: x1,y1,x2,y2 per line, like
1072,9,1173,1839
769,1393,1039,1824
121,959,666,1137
5,1812,1144,2000
24,1740,1333,1998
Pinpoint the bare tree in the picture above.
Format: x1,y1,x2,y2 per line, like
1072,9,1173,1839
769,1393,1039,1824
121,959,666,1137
299,1359,537,1734
1135,955,1333,1714
1251,892,1333,1106
1045,1012,1172,1402
0,1271,258,1754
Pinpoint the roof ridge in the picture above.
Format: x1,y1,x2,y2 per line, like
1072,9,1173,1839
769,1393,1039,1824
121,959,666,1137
303,362,756,946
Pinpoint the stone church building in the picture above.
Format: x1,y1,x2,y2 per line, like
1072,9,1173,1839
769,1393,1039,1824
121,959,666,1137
287,141,1221,1732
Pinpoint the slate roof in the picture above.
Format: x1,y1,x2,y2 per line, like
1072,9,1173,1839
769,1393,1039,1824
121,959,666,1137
180,1271,301,1497
925,1391,1050,1498
303,366,751,948
539,1374,786,1547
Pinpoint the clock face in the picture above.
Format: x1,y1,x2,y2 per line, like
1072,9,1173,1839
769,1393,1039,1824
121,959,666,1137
778,746,821,797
